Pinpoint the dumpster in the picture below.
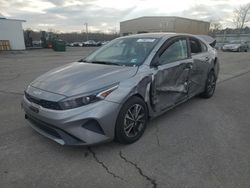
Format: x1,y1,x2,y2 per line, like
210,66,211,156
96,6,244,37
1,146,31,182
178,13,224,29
53,40,66,52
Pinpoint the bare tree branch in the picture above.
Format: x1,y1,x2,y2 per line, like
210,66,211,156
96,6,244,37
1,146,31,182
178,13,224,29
233,3,250,32
210,21,222,31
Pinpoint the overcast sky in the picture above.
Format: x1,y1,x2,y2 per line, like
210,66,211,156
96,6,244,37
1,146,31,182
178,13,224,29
1,0,250,33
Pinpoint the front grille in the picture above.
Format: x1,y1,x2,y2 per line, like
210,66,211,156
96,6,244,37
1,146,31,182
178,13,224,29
25,92,62,110
28,116,61,139
26,114,85,145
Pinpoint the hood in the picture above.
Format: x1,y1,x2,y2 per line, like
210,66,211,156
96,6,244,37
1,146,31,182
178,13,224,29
31,62,138,96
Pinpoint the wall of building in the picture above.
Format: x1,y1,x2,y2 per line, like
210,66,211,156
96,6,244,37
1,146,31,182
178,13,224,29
0,19,25,50
120,17,210,36
174,17,210,35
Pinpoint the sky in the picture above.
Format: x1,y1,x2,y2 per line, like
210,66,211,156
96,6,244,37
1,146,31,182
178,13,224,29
0,0,250,33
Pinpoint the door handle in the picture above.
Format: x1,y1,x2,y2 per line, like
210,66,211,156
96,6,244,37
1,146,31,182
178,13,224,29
205,57,209,62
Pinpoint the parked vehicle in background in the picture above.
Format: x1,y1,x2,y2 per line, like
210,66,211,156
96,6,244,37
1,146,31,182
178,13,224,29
32,40,42,47
83,40,98,47
222,40,248,52
101,41,110,45
69,42,83,47
68,41,104,47
22,33,219,146
95,41,102,46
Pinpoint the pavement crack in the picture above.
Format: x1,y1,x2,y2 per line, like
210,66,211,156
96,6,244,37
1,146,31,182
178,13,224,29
119,151,157,188
88,147,124,181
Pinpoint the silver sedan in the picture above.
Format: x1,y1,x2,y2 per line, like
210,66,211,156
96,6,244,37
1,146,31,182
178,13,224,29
22,33,219,146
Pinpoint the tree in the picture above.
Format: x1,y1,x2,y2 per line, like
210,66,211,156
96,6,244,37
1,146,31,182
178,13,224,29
210,21,222,31
233,3,250,32
209,20,223,37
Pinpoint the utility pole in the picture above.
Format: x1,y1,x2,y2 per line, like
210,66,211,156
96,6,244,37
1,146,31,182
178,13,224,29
84,23,88,41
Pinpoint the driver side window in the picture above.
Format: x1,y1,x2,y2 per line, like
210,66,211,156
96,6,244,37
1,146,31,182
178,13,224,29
159,39,188,65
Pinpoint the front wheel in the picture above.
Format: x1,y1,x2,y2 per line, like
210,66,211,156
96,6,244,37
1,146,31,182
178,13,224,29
200,71,216,98
115,96,148,144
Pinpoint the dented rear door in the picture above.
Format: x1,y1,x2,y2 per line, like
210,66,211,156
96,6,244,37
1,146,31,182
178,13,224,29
188,37,211,96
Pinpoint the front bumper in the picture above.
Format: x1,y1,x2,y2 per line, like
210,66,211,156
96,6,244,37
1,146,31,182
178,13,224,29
22,95,121,145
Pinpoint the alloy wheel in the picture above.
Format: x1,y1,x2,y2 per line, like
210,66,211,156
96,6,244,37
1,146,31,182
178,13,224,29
207,73,216,95
123,104,146,138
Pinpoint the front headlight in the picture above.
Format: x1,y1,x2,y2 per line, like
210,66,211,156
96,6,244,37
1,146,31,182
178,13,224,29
59,84,119,110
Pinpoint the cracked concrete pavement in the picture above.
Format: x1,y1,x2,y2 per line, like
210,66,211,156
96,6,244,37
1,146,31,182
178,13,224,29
88,147,124,181
0,48,250,187
119,151,157,188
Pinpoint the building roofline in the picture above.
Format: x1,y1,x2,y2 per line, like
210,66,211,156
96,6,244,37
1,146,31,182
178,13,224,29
120,16,210,24
0,18,26,22
119,32,200,39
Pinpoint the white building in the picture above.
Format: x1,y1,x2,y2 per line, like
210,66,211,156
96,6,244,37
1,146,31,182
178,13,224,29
0,17,26,50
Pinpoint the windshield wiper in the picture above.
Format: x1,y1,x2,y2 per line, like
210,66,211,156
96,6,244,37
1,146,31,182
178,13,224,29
89,61,121,66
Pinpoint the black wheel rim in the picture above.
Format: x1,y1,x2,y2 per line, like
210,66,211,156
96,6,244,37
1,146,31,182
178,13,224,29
207,73,216,95
123,104,145,138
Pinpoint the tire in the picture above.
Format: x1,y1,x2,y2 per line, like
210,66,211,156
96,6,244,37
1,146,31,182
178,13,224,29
115,96,148,144
200,71,216,98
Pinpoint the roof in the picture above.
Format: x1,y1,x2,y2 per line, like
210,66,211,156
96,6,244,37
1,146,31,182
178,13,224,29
120,32,215,46
0,18,26,22
120,32,197,39
120,32,172,38
121,16,210,24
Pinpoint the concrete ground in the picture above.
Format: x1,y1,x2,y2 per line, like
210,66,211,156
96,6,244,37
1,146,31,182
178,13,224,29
0,48,250,188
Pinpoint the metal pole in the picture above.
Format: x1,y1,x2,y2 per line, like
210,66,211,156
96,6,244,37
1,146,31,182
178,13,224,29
84,23,88,41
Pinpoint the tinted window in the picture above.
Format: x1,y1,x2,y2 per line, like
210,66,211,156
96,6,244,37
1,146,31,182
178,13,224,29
159,39,188,65
190,38,202,54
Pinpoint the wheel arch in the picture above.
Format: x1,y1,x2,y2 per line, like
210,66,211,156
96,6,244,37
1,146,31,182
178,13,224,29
123,93,150,119
114,93,149,143
211,56,219,80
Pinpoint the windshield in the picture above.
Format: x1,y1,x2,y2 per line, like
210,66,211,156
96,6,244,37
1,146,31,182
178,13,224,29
84,37,159,66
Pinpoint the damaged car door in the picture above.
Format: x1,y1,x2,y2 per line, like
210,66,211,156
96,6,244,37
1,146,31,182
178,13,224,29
151,37,193,112
188,37,211,96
